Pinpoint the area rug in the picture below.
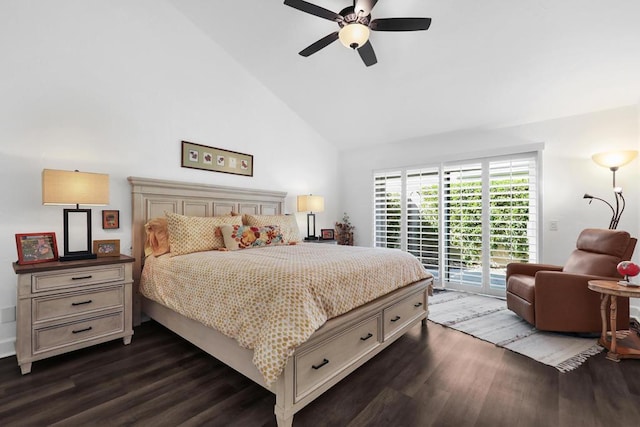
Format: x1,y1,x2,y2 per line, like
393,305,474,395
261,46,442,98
427,290,603,372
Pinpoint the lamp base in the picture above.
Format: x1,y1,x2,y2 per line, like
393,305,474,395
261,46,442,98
305,236,319,241
60,252,97,262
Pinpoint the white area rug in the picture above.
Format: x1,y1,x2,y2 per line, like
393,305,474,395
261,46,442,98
428,290,603,372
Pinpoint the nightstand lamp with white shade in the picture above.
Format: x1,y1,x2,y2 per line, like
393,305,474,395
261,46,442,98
297,194,324,241
42,169,109,261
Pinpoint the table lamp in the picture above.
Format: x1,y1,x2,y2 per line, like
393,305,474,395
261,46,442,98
297,194,324,241
42,169,110,261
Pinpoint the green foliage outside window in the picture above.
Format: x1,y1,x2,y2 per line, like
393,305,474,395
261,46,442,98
377,177,531,268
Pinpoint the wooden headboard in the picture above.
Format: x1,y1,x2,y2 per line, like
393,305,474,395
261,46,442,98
128,176,287,325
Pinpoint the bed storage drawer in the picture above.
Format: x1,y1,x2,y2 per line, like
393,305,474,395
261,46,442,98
295,315,380,401
32,286,124,324
33,312,124,354
383,290,427,340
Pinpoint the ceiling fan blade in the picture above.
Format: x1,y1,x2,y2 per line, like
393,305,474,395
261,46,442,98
284,0,342,22
354,0,379,16
357,40,377,67
299,32,339,57
370,17,432,32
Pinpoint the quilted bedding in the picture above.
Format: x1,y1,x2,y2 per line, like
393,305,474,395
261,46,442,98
140,243,430,384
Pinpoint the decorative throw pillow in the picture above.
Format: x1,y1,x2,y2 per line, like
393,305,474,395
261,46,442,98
242,214,301,243
220,224,285,250
166,212,242,256
144,217,170,257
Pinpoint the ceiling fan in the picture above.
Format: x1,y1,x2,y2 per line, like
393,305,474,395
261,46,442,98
283,0,432,67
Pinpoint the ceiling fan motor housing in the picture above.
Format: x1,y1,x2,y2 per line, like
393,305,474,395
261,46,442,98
338,7,371,28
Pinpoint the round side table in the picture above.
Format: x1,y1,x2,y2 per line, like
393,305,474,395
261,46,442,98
588,280,640,361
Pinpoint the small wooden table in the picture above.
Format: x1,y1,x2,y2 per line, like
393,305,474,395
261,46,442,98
588,280,640,361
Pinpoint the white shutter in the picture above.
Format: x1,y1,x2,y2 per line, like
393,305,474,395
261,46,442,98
488,156,538,288
374,171,402,249
443,163,483,287
406,168,440,279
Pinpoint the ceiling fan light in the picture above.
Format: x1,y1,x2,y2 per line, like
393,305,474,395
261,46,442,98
338,23,370,49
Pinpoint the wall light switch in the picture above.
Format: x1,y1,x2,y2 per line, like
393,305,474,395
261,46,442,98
549,220,559,232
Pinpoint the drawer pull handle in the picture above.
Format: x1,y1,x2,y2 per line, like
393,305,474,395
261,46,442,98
360,333,373,341
72,326,93,334
312,358,329,370
72,275,93,281
414,302,423,308
390,315,401,322
72,300,93,306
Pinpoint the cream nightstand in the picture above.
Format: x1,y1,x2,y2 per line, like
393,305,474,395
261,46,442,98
305,239,338,245
12,255,134,374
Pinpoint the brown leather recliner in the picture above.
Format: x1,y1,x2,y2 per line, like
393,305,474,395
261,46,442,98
506,228,637,333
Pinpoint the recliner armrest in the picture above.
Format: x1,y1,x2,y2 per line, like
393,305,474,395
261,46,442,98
534,270,617,296
506,263,562,281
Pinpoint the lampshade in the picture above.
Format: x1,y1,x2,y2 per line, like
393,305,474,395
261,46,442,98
297,195,324,213
591,150,638,170
338,23,370,49
42,169,109,206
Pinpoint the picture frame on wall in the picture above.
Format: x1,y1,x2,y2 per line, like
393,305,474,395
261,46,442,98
93,239,120,257
320,229,335,240
15,232,59,265
102,210,120,229
181,140,253,177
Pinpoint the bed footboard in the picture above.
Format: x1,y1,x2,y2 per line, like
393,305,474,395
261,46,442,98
143,277,431,426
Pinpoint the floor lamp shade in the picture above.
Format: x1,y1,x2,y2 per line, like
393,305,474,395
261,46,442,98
297,195,324,240
42,169,110,261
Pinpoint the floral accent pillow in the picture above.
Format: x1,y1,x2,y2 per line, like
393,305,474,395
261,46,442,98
166,212,242,256
242,214,301,243
220,224,285,250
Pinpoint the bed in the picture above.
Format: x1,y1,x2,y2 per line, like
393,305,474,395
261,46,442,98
129,176,433,426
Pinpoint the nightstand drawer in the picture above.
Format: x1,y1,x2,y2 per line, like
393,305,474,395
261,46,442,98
32,265,126,293
33,286,124,324
33,312,124,354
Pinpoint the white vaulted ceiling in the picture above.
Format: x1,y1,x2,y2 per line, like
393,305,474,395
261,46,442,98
168,0,640,150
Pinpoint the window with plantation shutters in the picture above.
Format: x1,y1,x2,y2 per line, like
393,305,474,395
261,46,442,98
373,151,539,296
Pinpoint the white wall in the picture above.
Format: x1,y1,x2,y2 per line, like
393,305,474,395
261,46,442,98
0,1,339,355
338,105,640,264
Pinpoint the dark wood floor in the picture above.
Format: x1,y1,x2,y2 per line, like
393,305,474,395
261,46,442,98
1,320,640,427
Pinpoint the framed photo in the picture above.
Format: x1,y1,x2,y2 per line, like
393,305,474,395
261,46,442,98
321,229,335,240
15,232,59,265
102,210,120,229
181,140,253,177
93,239,120,257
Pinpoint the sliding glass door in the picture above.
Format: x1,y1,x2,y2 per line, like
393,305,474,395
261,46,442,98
374,152,539,297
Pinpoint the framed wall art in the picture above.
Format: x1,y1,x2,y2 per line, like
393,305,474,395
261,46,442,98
15,232,59,265
102,210,120,229
93,239,120,257
181,140,253,177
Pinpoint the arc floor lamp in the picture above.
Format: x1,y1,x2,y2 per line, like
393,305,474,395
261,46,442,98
583,150,637,229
